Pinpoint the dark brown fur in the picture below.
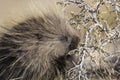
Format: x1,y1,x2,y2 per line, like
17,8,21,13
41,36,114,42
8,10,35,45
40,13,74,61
0,13,80,80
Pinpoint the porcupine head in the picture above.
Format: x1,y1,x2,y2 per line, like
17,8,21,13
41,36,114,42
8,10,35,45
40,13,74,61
0,0,80,80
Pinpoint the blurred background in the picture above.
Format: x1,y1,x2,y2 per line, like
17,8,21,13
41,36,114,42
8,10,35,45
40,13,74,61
0,0,29,24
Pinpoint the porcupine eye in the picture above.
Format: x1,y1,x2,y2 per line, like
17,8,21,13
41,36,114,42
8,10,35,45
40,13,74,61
60,35,79,51
59,36,69,42
34,33,42,40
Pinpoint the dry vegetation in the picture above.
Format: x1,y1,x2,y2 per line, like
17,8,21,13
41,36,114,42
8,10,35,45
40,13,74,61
58,0,120,80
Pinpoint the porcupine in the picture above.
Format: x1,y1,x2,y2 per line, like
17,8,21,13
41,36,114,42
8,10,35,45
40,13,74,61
0,1,80,80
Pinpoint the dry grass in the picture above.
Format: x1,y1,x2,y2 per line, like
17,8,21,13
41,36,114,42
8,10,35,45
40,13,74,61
58,0,120,80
